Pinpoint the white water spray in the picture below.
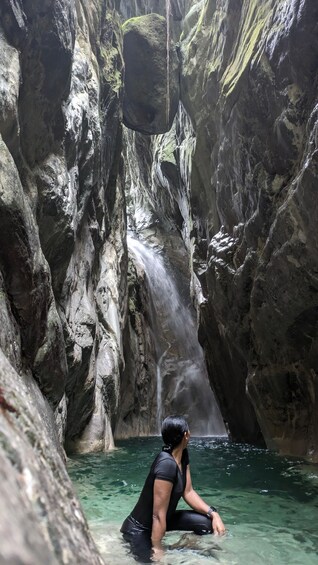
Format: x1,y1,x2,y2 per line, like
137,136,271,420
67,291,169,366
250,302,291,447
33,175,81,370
156,347,170,433
128,235,226,436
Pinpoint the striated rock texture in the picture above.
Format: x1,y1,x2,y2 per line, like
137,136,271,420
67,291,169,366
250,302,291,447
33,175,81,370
179,0,318,458
119,0,318,460
115,250,158,437
122,13,180,134
118,112,225,438
0,0,126,451
0,351,103,564
0,0,125,560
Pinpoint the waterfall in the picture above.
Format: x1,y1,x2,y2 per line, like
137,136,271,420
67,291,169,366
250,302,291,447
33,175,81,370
156,347,170,433
128,235,227,436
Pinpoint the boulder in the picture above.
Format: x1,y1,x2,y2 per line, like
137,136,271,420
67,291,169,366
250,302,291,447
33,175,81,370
122,13,180,134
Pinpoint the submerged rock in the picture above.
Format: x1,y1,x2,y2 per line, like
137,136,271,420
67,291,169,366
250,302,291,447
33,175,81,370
122,13,180,134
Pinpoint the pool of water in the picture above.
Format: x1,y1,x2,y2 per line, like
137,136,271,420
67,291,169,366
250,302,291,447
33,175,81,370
68,437,318,564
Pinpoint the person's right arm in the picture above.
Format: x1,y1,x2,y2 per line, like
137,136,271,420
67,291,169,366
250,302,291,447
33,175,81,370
151,478,173,557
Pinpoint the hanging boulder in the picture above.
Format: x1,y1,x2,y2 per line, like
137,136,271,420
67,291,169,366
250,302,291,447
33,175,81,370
122,13,180,135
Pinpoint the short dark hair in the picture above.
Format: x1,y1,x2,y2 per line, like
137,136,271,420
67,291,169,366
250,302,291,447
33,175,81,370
161,415,189,451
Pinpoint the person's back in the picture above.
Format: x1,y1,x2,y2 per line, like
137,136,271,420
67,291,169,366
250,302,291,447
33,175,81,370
124,449,188,531
120,415,225,563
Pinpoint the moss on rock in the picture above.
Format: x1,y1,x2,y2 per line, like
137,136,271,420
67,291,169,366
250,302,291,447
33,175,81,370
122,13,180,134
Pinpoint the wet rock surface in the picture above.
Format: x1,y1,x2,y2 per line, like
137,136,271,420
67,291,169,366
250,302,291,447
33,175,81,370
0,0,125,560
0,0,126,450
120,0,318,459
0,350,104,564
122,13,180,134
179,0,318,458
115,249,158,437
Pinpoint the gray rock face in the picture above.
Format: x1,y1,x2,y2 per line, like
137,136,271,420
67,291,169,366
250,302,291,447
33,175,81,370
0,0,126,560
179,0,318,458
122,13,180,134
115,251,158,437
0,133,67,409
0,0,126,449
119,0,318,460
0,350,103,564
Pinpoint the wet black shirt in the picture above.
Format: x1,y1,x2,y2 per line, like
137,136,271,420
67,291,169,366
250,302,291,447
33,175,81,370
130,448,189,530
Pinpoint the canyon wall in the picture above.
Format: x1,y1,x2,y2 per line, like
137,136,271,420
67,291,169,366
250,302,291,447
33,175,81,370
0,0,126,448
180,0,318,459
0,0,125,561
120,0,318,459
0,0,318,560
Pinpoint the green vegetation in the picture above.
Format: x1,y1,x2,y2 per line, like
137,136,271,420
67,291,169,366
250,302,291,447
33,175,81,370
221,1,274,96
122,13,165,33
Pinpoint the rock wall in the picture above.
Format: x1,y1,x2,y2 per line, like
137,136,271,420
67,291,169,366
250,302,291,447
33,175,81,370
179,0,318,458
0,3,317,561
120,0,318,460
0,351,103,564
0,0,126,560
0,0,126,448
115,249,158,437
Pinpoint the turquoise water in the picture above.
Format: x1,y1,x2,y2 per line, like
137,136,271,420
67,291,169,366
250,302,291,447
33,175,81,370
68,438,318,564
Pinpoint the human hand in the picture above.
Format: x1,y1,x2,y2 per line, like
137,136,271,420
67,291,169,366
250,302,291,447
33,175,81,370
212,512,226,535
152,546,164,561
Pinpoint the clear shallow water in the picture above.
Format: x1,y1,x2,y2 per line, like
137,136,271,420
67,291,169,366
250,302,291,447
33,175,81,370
68,438,318,564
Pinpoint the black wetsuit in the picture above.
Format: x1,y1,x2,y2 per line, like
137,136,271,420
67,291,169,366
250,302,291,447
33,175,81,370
121,448,212,563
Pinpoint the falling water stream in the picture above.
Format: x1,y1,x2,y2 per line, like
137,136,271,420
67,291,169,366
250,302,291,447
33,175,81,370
128,235,226,436
156,347,169,432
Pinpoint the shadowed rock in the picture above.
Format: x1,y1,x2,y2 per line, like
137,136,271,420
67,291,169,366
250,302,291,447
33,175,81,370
0,0,126,559
122,13,180,134
0,350,104,564
0,135,67,407
179,0,318,459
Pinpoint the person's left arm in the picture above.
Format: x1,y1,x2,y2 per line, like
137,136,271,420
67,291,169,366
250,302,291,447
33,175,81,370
183,465,225,535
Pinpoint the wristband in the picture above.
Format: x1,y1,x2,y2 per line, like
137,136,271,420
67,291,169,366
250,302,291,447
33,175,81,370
206,506,218,518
